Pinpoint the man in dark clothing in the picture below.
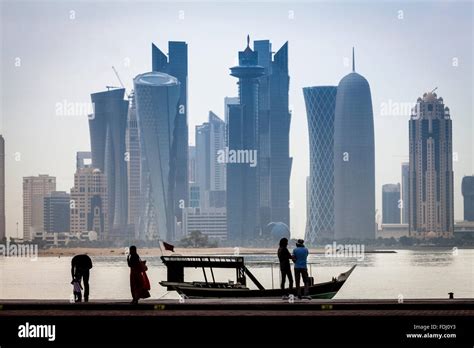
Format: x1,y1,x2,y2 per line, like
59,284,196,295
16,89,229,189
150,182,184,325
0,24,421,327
71,254,93,302
277,238,293,296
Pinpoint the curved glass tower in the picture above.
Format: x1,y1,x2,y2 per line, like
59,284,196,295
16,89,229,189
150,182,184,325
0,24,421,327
134,72,180,241
334,50,375,240
303,86,337,244
89,88,129,231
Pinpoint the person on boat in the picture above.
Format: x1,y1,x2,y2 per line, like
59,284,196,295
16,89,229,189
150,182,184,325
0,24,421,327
127,246,151,305
292,239,311,300
70,254,93,302
277,238,293,296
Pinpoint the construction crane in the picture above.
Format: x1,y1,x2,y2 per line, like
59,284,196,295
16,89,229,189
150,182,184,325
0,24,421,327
111,66,131,98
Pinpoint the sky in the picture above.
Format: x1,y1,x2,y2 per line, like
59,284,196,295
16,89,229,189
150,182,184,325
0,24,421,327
0,0,473,239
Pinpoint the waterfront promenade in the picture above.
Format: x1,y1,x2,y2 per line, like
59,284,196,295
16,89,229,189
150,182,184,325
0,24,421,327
1,298,472,317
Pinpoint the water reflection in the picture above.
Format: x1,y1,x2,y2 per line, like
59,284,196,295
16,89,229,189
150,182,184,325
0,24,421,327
409,249,457,267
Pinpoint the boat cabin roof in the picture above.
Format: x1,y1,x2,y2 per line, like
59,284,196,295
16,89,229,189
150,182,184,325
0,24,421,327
161,255,245,269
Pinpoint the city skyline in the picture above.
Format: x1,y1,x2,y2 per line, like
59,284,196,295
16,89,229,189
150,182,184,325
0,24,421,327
1,1,473,239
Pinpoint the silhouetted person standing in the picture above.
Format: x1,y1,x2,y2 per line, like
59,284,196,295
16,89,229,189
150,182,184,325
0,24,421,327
71,254,93,302
277,238,293,296
293,239,310,299
127,246,151,305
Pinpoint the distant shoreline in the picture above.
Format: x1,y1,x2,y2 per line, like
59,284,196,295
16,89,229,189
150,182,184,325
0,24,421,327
36,247,402,257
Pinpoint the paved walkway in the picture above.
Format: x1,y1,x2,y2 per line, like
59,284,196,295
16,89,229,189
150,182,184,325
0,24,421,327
1,298,472,316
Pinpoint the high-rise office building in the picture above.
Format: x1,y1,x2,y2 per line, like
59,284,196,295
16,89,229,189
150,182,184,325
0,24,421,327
188,146,196,183
195,112,226,208
134,71,181,242
70,168,108,237
401,162,409,224
409,91,454,238
227,36,265,245
254,39,292,231
195,122,210,202
23,175,56,240
209,112,226,193
462,176,474,221
89,88,129,230
44,191,70,233
152,41,189,224
303,86,337,243
224,97,239,146
382,183,401,224
0,135,5,241
183,207,227,241
76,151,92,170
126,91,141,237
334,49,375,240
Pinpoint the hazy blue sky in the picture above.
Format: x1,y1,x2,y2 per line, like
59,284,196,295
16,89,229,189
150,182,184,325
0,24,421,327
1,0,473,239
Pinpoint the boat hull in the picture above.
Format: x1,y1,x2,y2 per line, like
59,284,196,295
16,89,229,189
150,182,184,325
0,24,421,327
161,279,345,299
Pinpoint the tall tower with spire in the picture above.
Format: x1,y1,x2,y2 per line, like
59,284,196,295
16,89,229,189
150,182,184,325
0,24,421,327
333,48,375,240
227,36,265,244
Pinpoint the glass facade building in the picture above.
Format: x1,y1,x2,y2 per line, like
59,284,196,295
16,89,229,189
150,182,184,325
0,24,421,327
152,42,189,225
227,38,265,245
303,86,337,244
89,88,129,230
462,176,474,222
401,162,409,224
134,72,181,242
382,183,401,224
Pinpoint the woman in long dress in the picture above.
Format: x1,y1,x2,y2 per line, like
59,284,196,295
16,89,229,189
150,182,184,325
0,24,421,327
127,245,151,304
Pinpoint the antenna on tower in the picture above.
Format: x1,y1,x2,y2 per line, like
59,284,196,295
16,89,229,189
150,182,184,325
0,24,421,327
352,47,355,72
431,87,438,94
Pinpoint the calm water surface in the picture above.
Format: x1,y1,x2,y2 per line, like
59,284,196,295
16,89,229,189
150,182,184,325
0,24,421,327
0,249,472,300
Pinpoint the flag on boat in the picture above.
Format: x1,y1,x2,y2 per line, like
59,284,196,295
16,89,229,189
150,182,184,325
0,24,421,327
163,241,175,252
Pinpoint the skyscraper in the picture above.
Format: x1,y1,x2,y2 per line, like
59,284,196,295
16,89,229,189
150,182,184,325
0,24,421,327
188,146,196,183
152,41,188,223
23,175,56,240
409,91,454,238
195,122,210,205
89,88,129,230
76,151,92,170
126,91,141,237
303,86,337,243
334,49,375,240
0,135,5,241
134,71,181,241
227,36,265,245
224,97,239,147
254,39,292,231
195,112,226,208
462,176,474,221
44,191,70,233
382,183,401,224
70,168,108,237
401,162,409,224
209,112,226,194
